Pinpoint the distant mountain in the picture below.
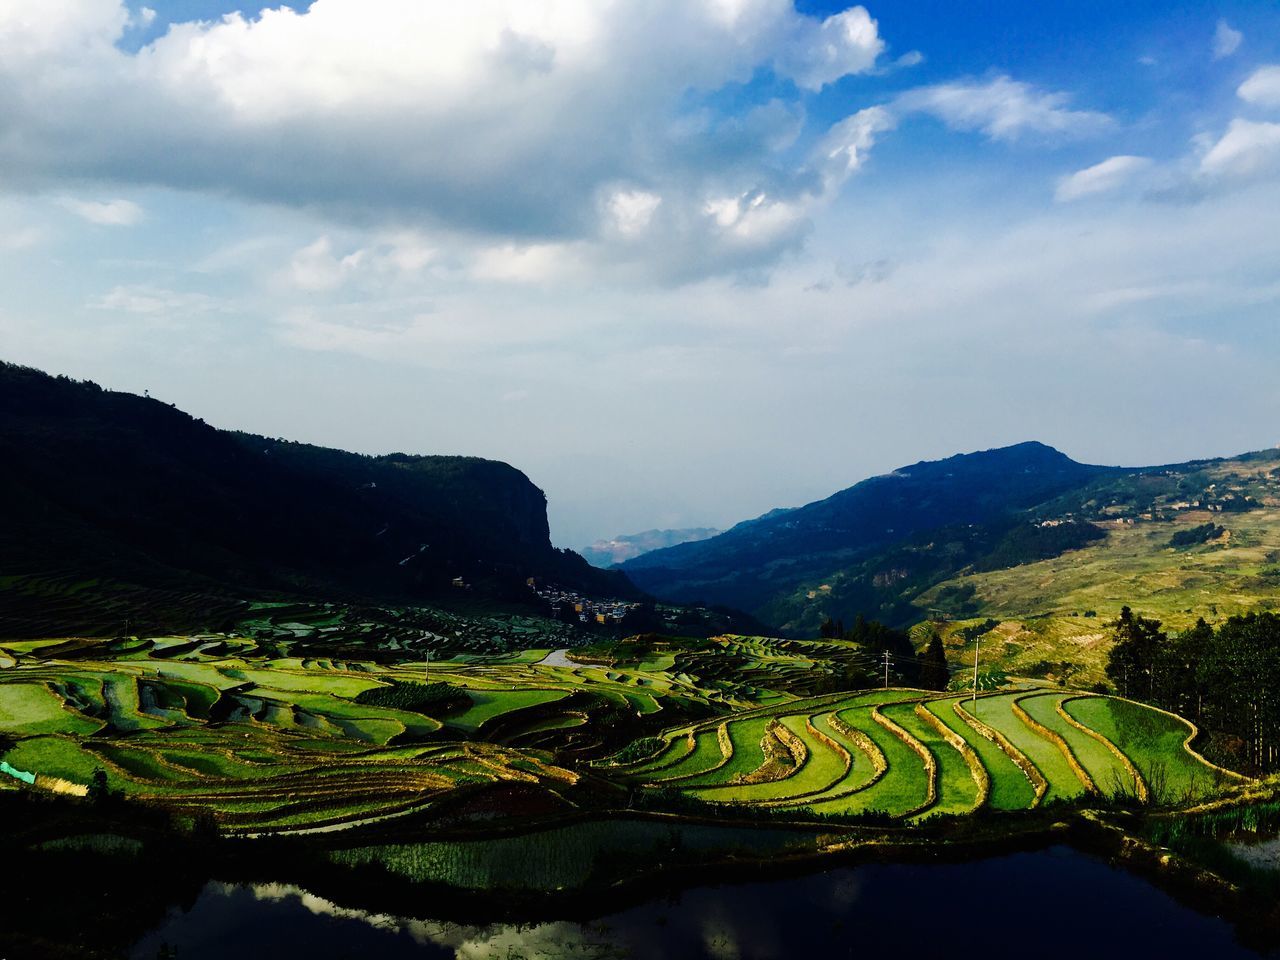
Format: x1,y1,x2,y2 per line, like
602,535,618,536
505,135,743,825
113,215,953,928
581,527,721,568
0,361,635,635
622,442,1119,625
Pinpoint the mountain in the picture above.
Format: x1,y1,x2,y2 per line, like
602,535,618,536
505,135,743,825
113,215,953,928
581,527,721,568
622,442,1119,623
0,361,635,635
624,441,1280,661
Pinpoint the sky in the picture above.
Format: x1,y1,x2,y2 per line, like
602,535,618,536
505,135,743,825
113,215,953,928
2,2,1280,548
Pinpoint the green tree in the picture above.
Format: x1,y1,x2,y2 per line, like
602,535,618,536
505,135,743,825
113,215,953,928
87,768,111,806
919,633,950,691
1198,613,1280,771
1105,606,1166,700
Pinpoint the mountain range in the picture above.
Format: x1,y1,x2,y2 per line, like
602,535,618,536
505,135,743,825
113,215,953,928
580,527,721,568
4,359,1277,652
623,441,1280,637
0,361,633,636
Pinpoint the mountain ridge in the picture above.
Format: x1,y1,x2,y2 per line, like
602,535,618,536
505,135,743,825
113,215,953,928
624,440,1280,638
580,527,722,568
0,360,635,635
622,441,1116,612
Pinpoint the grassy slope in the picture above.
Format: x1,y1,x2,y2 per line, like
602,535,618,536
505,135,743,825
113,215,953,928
920,490,1280,684
1017,692,1130,794
1063,696,1224,804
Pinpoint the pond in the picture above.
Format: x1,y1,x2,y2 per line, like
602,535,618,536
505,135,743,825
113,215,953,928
129,846,1276,959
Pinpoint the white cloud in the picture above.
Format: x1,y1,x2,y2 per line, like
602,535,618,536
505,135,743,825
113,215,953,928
56,197,144,226
816,106,896,182
0,0,887,281
1200,118,1280,179
89,284,217,314
1055,155,1151,201
288,236,366,292
895,75,1111,142
774,6,883,91
471,242,578,283
1239,65,1280,109
605,190,662,237
1212,20,1242,60
0,226,45,251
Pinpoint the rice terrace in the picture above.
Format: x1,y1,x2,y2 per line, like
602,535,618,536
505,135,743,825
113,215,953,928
0,631,1239,832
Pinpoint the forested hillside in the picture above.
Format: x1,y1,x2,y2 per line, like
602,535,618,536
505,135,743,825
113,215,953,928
0,362,633,636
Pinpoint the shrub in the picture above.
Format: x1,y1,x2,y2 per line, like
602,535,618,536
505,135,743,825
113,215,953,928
353,681,469,715
1168,523,1225,548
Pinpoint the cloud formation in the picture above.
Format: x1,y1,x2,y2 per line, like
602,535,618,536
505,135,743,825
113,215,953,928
1056,155,1152,201
1212,19,1243,60
56,197,144,226
1239,65,1280,109
0,0,888,281
895,75,1112,142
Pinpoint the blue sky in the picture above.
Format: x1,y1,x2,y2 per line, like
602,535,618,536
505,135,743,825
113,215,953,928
3,2,1279,546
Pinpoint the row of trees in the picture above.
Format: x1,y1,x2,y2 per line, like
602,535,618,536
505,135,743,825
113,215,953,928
1107,606,1280,772
818,615,951,691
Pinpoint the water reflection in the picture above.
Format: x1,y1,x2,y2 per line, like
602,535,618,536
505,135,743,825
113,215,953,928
130,847,1275,959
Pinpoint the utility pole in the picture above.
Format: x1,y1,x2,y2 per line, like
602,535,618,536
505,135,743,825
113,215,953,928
883,649,891,689
972,637,981,711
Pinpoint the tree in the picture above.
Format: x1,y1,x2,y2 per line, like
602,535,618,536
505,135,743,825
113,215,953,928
1105,607,1166,700
1198,613,1280,771
1155,618,1212,718
843,615,920,686
87,768,111,806
620,602,662,634
919,633,950,691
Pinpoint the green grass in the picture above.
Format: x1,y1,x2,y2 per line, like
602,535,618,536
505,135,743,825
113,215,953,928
927,696,1036,810
1063,696,1225,804
804,704,930,818
706,714,846,803
446,689,570,733
965,692,1086,803
3,735,114,787
647,727,728,783
1017,692,1132,795
611,733,694,776
882,702,980,817
235,668,385,698
791,711,882,802
0,683,102,736
679,716,773,789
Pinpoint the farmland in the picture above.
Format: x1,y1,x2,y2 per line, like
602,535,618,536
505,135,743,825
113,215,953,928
609,686,1240,818
0,630,1249,839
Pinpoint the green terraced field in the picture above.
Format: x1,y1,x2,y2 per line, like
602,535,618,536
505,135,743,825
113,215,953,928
883,702,981,817
623,686,1238,820
0,631,1247,832
1062,696,1232,803
965,691,1087,804
804,703,931,818
925,696,1037,811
